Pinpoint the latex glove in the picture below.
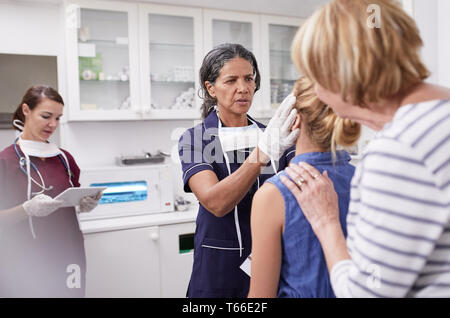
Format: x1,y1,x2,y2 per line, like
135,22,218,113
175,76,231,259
258,93,300,161
23,194,64,217
79,191,102,213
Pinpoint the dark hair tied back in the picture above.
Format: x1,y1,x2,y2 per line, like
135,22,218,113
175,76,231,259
13,85,64,131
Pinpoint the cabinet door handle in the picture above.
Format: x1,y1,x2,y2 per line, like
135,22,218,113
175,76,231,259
150,232,159,241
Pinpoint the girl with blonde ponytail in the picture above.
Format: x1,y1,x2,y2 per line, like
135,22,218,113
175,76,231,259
291,77,360,156
248,76,360,298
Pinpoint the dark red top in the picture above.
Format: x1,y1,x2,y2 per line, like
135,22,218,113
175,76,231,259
0,143,86,297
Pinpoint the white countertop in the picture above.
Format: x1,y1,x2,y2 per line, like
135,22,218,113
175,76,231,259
79,204,198,234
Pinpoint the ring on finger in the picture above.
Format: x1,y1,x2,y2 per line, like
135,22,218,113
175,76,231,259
302,169,318,180
298,163,319,179
297,178,305,186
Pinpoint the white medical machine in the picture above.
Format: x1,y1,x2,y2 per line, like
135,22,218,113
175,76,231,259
78,164,174,221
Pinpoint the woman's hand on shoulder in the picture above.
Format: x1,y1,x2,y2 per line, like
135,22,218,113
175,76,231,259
280,162,340,234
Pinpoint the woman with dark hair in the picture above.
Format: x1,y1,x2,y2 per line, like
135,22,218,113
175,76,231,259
178,43,299,297
0,85,101,297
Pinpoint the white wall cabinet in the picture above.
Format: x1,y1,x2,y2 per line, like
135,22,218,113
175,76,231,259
65,0,141,121
64,1,304,121
65,0,205,121
138,4,203,120
83,221,195,297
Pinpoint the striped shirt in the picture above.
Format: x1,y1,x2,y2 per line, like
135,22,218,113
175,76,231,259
331,99,450,297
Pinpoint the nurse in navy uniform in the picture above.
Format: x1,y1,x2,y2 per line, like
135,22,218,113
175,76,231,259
178,43,299,298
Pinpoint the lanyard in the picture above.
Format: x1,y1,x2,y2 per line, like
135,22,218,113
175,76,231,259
14,137,74,239
14,137,73,196
217,111,261,258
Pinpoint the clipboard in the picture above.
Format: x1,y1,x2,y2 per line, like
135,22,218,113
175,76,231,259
240,254,251,277
54,187,107,208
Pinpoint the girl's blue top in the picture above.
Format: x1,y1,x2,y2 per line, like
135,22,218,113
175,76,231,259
266,150,354,298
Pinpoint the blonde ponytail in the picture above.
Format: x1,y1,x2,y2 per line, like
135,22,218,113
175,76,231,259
331,117,361,154
293,77,361,155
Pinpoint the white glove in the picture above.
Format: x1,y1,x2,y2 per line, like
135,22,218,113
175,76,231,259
79,192,102,213
22,194,64,217
258,93,300,161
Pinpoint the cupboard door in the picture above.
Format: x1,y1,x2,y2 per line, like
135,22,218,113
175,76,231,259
65,0,140,120
203,10,260,55
212,19,253,50
159,222,196,297
203,9,263,118
139,4,203,119
260,15,304,117
83,226,161,297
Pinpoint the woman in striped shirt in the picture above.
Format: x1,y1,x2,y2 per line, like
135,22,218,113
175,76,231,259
281,0,450,297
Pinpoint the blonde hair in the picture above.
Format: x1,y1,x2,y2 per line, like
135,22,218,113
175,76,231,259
293,77,360,153
291,0,429,107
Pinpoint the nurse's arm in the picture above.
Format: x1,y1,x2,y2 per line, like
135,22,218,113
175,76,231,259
248,182,284,298
188,147,269,217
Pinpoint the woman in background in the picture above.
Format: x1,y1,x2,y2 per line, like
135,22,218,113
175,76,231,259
0,85,100,297
248,76,360,297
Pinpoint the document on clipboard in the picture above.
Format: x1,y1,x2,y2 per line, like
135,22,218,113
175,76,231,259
240,254,251,277
54,187,107,208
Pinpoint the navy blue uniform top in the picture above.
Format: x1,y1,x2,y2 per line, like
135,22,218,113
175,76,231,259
266,151,354,298
178,110,295,298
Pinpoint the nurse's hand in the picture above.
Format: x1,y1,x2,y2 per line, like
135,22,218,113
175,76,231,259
258,94,300,161
23,194,64,217
78,191,102,213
